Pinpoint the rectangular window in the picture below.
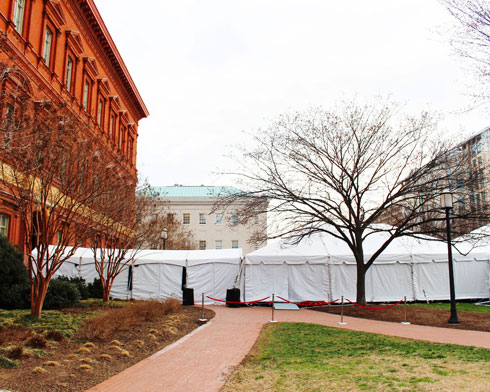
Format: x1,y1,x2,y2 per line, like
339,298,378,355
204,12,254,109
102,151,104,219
97,98,104,126
128,137,133,161
199,213,206,224
215,214,222,225
0,213,10,238
231,240,239,249
83,80,90,110
43,27,53,67
215,240,222,250
65,56,73,91
13,0,26,34
109,113,115,141
199,240,206,250
231,215,239,225
183,213,190,225
167,213,175,223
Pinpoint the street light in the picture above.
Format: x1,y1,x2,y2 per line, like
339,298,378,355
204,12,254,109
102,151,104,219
440,190,460,324
161,228,168,250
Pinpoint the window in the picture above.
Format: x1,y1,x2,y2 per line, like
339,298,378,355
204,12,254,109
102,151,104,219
109,113,115,141
199,240,206,250
231,240,239,249
231,215,239,225
183,213,190,224
43,27,53,67
83,79,90,110
0,214,10,238
13,0,26,34
215,214,222,225
65,56,74,91
167,213,175,223
128,136,133,162
97,98,104,126
215,240,222,250
199,213,206,224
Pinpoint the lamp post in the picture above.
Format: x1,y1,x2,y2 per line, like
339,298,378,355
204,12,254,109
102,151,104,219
161,228,168,250
440,191,460,324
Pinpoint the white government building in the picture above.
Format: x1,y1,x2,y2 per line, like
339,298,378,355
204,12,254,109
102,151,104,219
149,185,267,254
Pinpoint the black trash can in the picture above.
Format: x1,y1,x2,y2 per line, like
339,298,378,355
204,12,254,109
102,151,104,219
182,288,194,306
226,288,241,308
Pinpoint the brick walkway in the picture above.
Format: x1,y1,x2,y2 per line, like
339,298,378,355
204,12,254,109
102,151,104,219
87,305,490,392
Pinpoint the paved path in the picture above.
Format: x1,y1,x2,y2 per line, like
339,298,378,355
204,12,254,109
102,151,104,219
87,306,490,392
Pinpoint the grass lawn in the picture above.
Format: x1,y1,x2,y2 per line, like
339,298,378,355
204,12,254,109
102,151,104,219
410,302,490,314
222,323,490,392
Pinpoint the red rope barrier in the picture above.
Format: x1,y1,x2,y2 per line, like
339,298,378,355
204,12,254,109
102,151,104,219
276,296,339,306
345,298,403,310
205,295,270,305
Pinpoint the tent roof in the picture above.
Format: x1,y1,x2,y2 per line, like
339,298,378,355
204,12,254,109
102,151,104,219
246,226,484,265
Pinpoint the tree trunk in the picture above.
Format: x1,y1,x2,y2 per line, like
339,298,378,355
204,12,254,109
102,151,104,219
102,279,114,302
356,262,367,305
31,278,49,318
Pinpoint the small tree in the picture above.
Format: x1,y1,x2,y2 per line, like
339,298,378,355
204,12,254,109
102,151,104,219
0,63,121,317
223,99,488,304
89,180,196,302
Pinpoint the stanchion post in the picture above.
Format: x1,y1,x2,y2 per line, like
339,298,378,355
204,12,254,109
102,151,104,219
401,295,410,325
338,295,347,325
269,293,277,323
199,292,208,322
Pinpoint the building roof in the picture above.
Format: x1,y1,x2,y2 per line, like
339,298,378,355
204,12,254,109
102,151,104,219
150,186,243,198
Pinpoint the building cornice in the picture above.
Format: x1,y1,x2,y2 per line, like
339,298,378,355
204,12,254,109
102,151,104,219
77,0,149,120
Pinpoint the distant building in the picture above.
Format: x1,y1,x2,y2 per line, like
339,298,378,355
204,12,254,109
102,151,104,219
147,185,268,254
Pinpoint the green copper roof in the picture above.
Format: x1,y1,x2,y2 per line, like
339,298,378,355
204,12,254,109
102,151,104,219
150,186,243,198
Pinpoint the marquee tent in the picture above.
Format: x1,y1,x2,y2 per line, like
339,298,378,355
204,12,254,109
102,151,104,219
241,228,490,303
52,248,243,304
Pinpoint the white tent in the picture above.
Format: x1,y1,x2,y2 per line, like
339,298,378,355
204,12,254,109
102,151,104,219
242,228,490,303
54,247,243,304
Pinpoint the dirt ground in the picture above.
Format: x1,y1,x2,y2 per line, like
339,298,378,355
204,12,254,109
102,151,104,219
312,303,490,332
0,306,214,392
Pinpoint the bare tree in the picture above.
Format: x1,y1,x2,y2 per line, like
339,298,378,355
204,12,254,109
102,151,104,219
0,63,123,317
135,186,196,250
440,0,490,100
223,99,488,304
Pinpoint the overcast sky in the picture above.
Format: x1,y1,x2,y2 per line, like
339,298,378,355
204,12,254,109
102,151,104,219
94,0,489,187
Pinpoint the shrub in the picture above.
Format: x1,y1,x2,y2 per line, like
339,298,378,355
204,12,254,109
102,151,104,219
43,278,81,309
26,335,48,349
7,346,24,360
0,236,30,309
45,330,64,342
0,355,18,368
56,276,90,300
86,278,103,299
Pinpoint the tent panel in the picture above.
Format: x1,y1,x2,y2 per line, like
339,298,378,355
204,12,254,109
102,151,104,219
366,263,413,302
244,264,288,301
330,264,357,301
287,264,329,302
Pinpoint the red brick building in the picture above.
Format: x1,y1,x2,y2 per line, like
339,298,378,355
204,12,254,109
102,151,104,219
0,0,149,248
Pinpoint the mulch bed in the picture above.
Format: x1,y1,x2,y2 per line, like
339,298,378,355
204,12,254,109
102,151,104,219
312,303,490,332
0,306,214,392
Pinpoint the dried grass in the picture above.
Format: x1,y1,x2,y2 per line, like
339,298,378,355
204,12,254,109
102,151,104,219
99,354,111,361
45,330,64,342
79,364,92,370
33,366,46,373
43,361,60,367
78,347,90,353
75,299,181,341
